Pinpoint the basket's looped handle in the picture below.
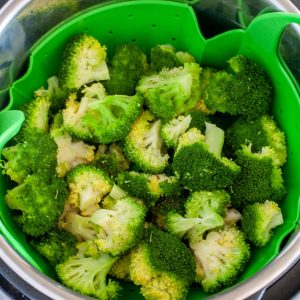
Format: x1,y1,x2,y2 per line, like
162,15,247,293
247,12,300,54
0,110,24,149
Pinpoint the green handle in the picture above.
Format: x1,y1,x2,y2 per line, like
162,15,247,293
0,110,25,149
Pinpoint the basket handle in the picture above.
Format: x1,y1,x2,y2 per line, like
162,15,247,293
0,110,24,149
246,12,300,55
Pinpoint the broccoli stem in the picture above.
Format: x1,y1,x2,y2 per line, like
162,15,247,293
205,122,224,157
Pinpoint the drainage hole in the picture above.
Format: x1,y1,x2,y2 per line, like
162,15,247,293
128,14,134,19
108,30,113,35
132,38,136,42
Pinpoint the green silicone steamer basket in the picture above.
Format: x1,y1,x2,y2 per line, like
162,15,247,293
0,0,300,299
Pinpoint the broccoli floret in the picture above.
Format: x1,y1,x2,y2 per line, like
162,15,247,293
124,111,169,173
109,253,131,281
56,242,121,300
81,94,143,144
1,128,57,184
66,164,113,216
59,34,109,91
161,114,192,148
5,174,68,236
231,145,286,207
173,128,240,191
225,115,287,166
175,51,196,64
137,62,201,122
188,110,209,132
35,76,67,113
94,144,130,178
166,190,229,239
51,127,95,177
63,83,106,141
117,171,180,207
103,44,148,95
241,200,283,247
130,225,196,300
30,228,77,266
190,227,250,293
91,197,146,256
224,208,242,226
204,55,273,119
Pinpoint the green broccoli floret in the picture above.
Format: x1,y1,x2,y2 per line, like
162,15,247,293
190,227,250,293
5,174,68,236
103,44,148,95
130,225,196,300
241,200,283,247
225,115,287,166
94,144,130,178
124,111,169,174
204,55,273,119
35,76,67,113
173,128,240,191
30,228,77,266
166,190,229,240
51,127,95,177
91,196,146,256
1,128,57,184
56,242,121,300
231,145,286,207
188,110,209,132
161,114,192,148
59,33,109,91
109,253,131,281
63,83,106,141
137,62,201,122
81,94,143,144
117,171,180,207
66,164,113,216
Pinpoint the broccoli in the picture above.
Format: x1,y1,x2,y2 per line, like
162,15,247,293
224,208,242,226
51,127,95,177
56,242,121,300
59,33,109,91
63,83,106,141
130,225,196,300
30,228,77,266
5,174,68,236
188,110,209,132
103,44,148,95
173,128,240,191
231,145,286,207
204,55,273,119
1,128,57,184
225,115,287,166
81,94,143,144
94,144,130,178
91,196,146,256
241,200,283,247
161,114,192,148
137,62,201,122
109,253,131,281
205,122,225,157
35,76,67,113
124,111,169,173
117,171,180,207
66,164,113,216
166,190,230,240
190,227,250,293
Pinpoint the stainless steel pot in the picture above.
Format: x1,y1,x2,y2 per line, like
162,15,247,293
0,1,299,299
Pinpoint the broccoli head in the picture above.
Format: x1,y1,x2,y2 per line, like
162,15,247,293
137,62,201,122
109,253,131,281
1,128,57,184
188,110,209,132
59,33,109,91
173,128,240,191
66,164,113,216
103,44,148,95
130,225,196,300
241,200,283,247
204,55,273,119
56,242,121,300
225,115,287,166
231,145,286,207
30,228,77,266
82,94,143,144
190,227,250,293
5,174,68,236
124,111,169,174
